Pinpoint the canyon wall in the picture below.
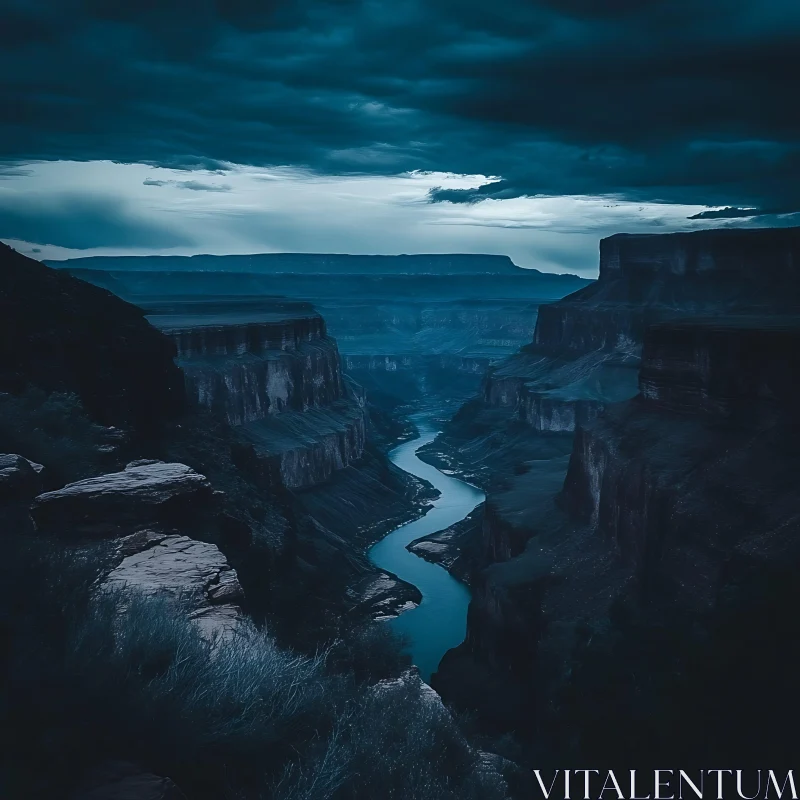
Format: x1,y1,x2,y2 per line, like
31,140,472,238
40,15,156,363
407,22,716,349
562,316,800,587
165,317,345,424
0,243,184,431
148,303,364,491
50,254,592,434
49,259,589,383
430,227,800,757
475,225,800,433
2,245,427,650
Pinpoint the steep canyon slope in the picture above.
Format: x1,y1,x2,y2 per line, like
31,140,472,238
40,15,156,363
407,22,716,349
0,244,425,642
424,226,800,765
0,242,509,798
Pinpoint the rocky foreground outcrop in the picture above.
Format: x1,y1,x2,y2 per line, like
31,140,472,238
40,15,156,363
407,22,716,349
31,461,213,536
105,530,244,641
26,456,246,641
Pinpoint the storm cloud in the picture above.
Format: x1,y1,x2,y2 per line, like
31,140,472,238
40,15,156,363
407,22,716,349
0,0,798,217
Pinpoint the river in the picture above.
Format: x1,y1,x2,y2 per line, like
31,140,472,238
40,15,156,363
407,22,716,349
368,417,485,682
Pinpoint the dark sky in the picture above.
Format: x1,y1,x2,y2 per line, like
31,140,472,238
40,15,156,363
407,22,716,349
1,0,799,269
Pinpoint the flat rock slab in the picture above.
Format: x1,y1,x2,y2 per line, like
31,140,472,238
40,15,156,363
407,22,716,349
0,453,44,504
104,532,244,642
31,461,213,536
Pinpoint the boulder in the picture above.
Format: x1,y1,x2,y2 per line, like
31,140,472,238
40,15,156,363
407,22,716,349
104,532,244,642
31,461,213,536
0,453,44,504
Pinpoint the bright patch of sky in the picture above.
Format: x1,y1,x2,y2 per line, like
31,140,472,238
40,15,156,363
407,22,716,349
0,160,725,275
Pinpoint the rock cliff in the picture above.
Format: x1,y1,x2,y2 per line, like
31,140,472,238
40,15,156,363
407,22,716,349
146,301,366,492
0,243,184,432
460,226,800,440
429,227,800,761
104,530,245,642
144,297,435,621
31,460,214,536
424,225,800,497
47,257,590,428
151,302,344,424
562,316,800,586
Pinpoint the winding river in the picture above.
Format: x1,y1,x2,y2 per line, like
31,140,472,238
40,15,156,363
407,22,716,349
368,417,485,682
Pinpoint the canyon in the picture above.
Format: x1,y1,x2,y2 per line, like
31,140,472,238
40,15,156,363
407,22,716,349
2,243,576,795
4,227,799,790
415,226,800,765
33,251,590,671
4,247,592,666
48,253,590,419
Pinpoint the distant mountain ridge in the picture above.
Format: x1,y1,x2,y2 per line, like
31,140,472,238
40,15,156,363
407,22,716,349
45,252,581,278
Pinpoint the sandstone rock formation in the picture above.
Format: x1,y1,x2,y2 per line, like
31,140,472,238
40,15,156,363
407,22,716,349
31,461,213,536
104,531,244,641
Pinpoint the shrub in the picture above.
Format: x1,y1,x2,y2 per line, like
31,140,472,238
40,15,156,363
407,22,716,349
0,388,117,483
0,540,502,800
325,621,411,684
272,677,508,800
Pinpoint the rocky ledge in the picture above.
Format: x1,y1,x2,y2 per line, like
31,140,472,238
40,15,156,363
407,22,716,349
469,226,800,438
149,304,346,426
104,530,244,642
406,506,485,583
240,401,367,490
31,460,213,536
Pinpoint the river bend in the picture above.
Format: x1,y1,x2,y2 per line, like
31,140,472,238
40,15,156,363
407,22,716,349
368,418,484,681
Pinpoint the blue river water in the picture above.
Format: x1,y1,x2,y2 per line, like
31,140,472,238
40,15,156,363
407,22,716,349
368,418,485,682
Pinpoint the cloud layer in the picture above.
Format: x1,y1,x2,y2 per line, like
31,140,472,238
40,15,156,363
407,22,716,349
2,0,799,215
